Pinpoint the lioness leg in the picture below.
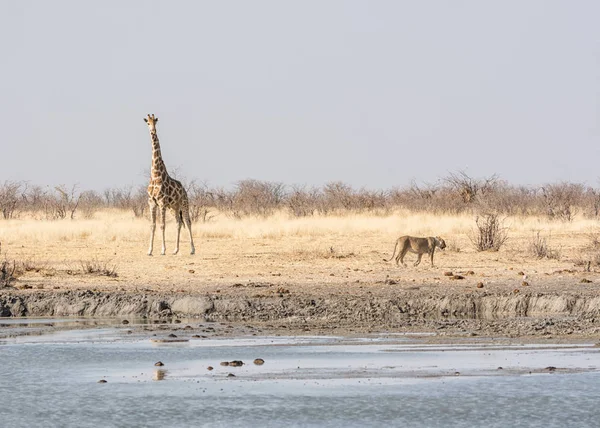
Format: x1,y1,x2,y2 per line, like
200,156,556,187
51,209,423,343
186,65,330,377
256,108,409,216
430,249,435,267
397,247,408,267
414,252,423,266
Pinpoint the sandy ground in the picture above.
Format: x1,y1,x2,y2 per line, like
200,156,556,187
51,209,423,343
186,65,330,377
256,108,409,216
2,210,599,294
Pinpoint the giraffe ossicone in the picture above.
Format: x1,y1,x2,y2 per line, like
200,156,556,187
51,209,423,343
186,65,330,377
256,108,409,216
144,114,195,256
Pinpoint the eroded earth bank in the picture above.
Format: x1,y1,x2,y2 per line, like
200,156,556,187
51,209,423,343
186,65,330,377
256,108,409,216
2,287,600,340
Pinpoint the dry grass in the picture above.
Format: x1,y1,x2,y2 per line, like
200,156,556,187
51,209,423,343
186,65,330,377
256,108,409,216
1,209,598,293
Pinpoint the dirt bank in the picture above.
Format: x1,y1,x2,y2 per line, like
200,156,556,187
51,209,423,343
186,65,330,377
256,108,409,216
2,288,600,339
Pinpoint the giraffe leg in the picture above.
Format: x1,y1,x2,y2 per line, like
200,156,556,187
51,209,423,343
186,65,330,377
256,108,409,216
173,209,182,255
148,201,157,256
183,208,195,255
160,206,167,255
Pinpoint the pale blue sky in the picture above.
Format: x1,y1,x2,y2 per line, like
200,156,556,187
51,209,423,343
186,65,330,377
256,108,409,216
2,1,598,190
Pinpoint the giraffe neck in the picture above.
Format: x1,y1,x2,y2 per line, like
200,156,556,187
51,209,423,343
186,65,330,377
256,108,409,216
149,129,168,180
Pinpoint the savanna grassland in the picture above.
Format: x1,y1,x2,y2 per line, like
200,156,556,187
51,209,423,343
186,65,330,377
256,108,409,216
2,208,599,295
2,177,600,338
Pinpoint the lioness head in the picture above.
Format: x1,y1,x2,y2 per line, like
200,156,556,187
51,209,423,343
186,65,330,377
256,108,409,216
436,236,446,249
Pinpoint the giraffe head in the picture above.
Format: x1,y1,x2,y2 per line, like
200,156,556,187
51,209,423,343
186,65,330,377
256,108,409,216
144,114,159,131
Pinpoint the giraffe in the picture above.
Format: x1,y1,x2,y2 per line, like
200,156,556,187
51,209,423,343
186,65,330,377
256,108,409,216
144,114,195,256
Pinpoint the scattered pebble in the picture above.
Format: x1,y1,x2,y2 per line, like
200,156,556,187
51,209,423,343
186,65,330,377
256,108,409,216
444,271,453,276
207,366,214,371
476,282,484,288
168,333,177,338
220,361,230,366
227,373,236,377
253,358,265,366
522,281,530,287
155,361,164,366
580,278,592,284
97,379,107,383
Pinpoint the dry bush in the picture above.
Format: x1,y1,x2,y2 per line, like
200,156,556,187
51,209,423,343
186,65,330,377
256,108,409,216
443,170,500,205
292,245,356,260
1,256,17,287
80,258,118,277
232,179,286,217
187,181,216,223
528,231,561,260
287,185,319,217
541,182,584,222
446,239,461,253
0,181,27,219
8,176,600,222
469,213,508,251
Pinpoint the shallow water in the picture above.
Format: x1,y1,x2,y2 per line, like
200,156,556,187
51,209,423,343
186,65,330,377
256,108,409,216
1,323,599,427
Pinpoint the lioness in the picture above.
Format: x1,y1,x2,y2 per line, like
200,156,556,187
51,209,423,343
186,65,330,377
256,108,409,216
384,235,446,267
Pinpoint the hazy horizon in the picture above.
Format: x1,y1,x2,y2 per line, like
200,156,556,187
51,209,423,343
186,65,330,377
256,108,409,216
2,1,599,192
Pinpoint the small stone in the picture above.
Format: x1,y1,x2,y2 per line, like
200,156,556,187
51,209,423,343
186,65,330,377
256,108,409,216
227,373,236,377
580,278,592,284
476,282,484,288
497,367,503,370
155,361,164,366
444,271,453,276
513,288,520,293
454,372,460,376
97,379,107,383
207,366,214,371
168,333,177,338
466,271,475,275
545,366,557,372
517,271,525,276
174,319,182,324
253,358,265,365
122,320,129,325
450,275,465,280
522,281,530,287
220,361,230,366
228,360,244,367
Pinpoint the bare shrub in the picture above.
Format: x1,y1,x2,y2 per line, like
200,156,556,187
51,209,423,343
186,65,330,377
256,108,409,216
443,170,499,205
446,239,461,253
80,258,118,277
322,181,355,212
469,213,508,251
44,184,82,220
0,181,26,219
528,231,561,260
78,190,104,219
583,187,600,218
541,182,584,222
104,185,148,218
232,179,286,217
1,256,17,287
287,185,319,217
187,181,216,223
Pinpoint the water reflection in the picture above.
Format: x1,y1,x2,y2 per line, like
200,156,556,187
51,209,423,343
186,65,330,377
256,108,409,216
153,369,167,381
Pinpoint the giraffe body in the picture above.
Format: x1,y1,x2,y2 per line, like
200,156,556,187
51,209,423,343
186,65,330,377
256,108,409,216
144,114,195,256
